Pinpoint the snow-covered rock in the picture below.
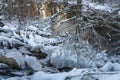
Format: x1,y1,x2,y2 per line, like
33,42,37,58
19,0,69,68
25,55,42,71
101,62,113,71
101,62,120,72
0,63,9,69
5,48,25,69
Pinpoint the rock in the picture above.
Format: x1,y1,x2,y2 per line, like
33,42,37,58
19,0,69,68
30,48,47,59
0,22,4,27
0,56,19,69
58,67,73,72
41,1,62,18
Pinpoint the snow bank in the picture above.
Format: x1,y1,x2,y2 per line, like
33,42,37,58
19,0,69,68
31,68,120,80
101,62,120,72
99,74,120,80
4,68,120,80
31,68,88,80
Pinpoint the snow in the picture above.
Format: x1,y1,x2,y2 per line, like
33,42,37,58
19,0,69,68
99,74,120,80
0,35,25,48
101,62,113,71
31,71,67,80
5,76,30,80
2,67,120,80
0,49,5,55
1,28,120,79
0,63,9,69
101,62,120,72
67,0,77,4
25,55,42,71
31,68,120,80
2,20,18,31
0,0,120,80
18,47,31,55
5,48,25,69
31,68,87,80
118,11,120,15
51,52,78,68
88,3,112,12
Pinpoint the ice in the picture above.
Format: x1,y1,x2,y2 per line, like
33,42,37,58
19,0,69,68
25,55,42,71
